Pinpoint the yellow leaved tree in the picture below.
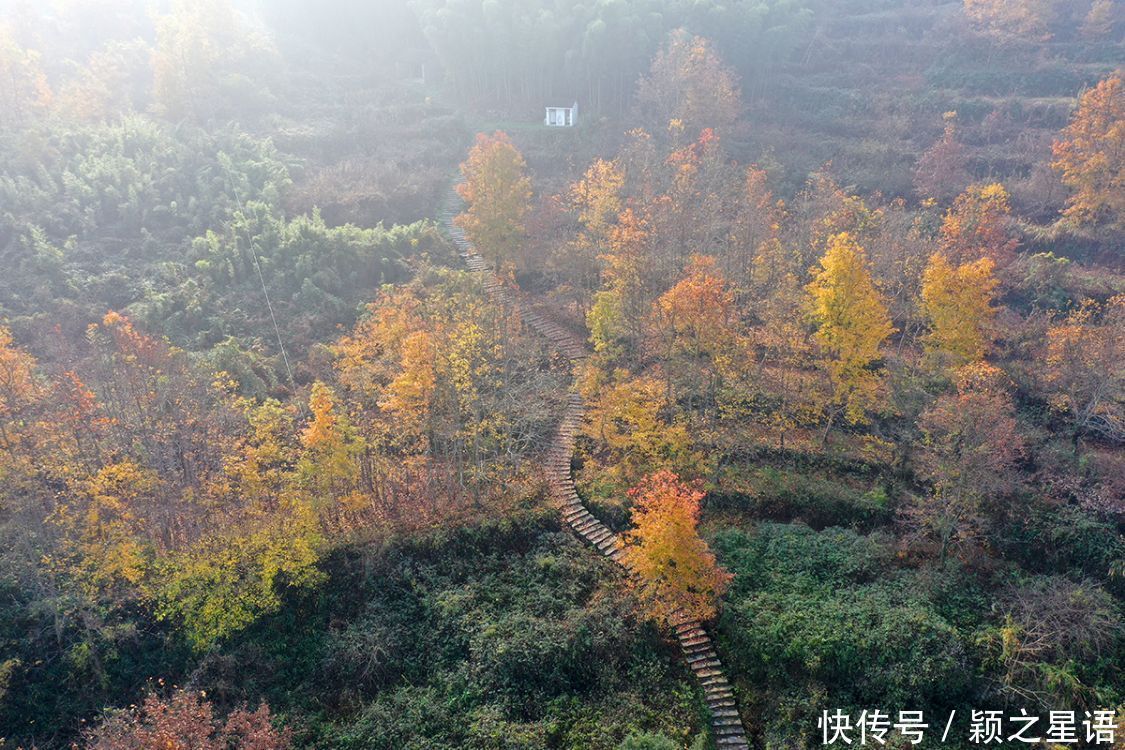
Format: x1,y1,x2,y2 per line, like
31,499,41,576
299,382,366,519
588,205,652,357
0,26,52,128
921,253,999,368
584,372,701,486
455,131,532,271
806,232,896,436
51,461,156,597
568,159,626,304
570,158,625,245
379,329,438,443
153,504,325,650
153,0,279,120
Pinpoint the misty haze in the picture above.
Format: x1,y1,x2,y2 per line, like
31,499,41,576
0,1,1122,748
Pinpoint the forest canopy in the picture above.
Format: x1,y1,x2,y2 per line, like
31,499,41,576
0,1,1122,749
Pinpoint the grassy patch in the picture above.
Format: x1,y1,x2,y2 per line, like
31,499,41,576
709,465,894,531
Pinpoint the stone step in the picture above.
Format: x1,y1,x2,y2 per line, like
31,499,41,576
572,517,599,534
685,650,719,664
585,527,613,545
693,668,723,680
566,513,592,527
595,537,620,554
714,733,747,744
681,643,714,657
445,185,747,750
591,527,617,544
715,726,746,736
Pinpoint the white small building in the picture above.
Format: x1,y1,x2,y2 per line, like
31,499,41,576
544,102,578,127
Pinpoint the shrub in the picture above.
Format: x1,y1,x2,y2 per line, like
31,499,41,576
618,732,678,750
712,525,978,710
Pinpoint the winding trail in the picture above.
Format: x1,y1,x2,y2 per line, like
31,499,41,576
438,184,751,750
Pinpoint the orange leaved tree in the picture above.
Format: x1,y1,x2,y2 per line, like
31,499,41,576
648,255,741,416
905,362,1023,562
963,0,1060,41
455,131,532,271
0,325,42,453
1052,74,1125,230
939,183,1018,266
621,470,731,625
914,111,971,203
85,688,290,750
635,29,741,138
1043,295,1125,450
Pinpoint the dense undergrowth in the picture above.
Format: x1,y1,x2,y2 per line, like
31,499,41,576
1,506,710,749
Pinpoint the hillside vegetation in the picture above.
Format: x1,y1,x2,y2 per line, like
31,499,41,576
0,1,1121,748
